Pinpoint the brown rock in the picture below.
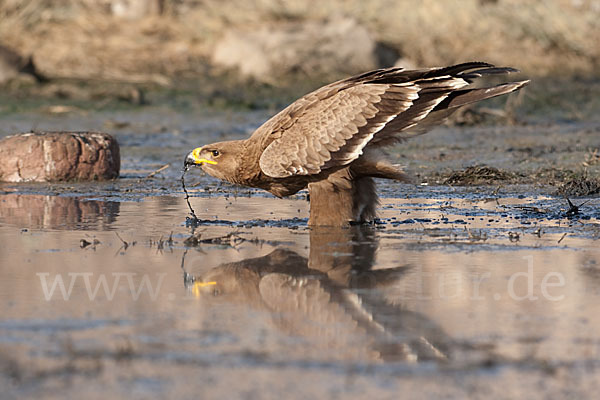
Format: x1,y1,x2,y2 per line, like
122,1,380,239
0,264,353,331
0,131,120,182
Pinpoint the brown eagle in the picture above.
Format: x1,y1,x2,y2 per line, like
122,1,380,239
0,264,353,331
185,62,528,226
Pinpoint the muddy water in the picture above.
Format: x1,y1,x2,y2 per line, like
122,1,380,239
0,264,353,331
1,189,599,398
1,107,600,397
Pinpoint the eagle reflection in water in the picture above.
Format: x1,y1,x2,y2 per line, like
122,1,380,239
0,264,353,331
182,227,451,363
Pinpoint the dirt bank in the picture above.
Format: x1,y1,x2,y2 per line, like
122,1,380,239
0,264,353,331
1,0,599,87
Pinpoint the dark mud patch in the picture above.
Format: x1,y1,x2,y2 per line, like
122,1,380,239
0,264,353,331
432,165,600,198
443,166,519,186
555,174,600,197
185,216,308,229
530,167,582,184
182,231,290,249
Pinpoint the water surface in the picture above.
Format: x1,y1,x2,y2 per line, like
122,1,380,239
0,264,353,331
1,191,599,398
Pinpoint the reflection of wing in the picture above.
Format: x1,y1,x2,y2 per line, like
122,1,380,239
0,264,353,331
259,271,450,362
357,291,450,362
259,272,383,360
259,273,365,334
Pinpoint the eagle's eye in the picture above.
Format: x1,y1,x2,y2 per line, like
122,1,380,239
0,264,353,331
211,150,220,157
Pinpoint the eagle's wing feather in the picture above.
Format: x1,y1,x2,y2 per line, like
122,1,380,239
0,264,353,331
252,63,525,178
257,83,416,178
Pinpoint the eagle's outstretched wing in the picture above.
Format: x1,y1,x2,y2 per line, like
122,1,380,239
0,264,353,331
252,62,528,178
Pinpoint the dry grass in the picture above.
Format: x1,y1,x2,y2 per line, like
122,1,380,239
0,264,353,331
1,0,599,82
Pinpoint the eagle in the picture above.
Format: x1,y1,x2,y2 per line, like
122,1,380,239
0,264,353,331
185,62,528,226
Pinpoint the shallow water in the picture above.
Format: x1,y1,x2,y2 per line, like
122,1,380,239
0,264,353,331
1,189,599,398
1,107,600,397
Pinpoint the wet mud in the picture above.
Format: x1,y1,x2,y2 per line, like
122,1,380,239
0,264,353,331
1,108,599,398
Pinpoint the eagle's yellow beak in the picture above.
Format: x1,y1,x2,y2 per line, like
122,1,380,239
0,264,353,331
184,147,218,166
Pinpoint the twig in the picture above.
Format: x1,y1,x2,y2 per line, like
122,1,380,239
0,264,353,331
181,167,200,223
515,205,548,214
558,233,567,244
114,232,135,253
180,249,196,287
115,232,129,249
146,164,170,178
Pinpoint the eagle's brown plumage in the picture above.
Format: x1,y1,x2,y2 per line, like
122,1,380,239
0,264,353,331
185,62,529,226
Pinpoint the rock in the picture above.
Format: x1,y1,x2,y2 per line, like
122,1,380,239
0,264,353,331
212,17,377,82
0,132,120,182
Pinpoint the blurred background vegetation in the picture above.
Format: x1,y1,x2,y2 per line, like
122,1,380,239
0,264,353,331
1,0,599,114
